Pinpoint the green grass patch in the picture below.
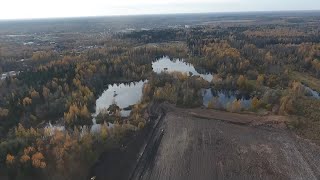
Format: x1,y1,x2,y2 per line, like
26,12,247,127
290,71,320,92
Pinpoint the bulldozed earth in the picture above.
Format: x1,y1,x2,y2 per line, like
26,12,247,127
92,104,320,180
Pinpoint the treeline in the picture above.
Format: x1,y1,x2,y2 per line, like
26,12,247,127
143,72,209,108
120,29,187,43
184,26,320,84
1,16,320,179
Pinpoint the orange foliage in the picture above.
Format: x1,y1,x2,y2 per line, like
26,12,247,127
6,154,15,165
32,152,46,168
22,97,32,106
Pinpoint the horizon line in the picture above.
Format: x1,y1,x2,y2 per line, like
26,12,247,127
0,9,319,22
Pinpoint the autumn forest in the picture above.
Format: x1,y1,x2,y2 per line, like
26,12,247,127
0,12,320,180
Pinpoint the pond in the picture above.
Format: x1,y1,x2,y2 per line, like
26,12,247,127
152,56,213,82
94,56,213,119
91,80,146,132
88,79,148,133
94,80,147,117
50,56,215,132
202,88,252,110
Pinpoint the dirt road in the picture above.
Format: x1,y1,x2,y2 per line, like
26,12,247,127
133,106,320,180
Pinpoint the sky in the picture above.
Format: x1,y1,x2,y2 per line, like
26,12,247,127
0,0,319,20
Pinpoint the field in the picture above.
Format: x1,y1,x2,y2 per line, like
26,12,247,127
130,106,320,180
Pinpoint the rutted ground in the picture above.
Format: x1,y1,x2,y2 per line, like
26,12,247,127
134,106,320,180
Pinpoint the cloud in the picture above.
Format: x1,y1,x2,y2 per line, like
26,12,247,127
0,0,241,19
107,0,239,6
0,0,318,19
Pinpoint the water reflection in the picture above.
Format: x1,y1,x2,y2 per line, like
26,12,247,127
90,122,115,134
202,88,252,110
95,80,146,117
47,56,217,132
152,56,213,82
303,85,320,100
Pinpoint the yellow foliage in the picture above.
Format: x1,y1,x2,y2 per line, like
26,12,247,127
312,59,320,71
15,124,40,138
50,130,65,145
257,75,264,86
171,71,188,81
251,97,260,110
245,28,305,37
212,74,223,85
31,51,56,61
153,83,177,103
64,104,80,124
81,128,93,149
237,75,247,89
279,95,294,115
63,133,73,149
0,107,9,117
291,81,304,97
227,99,242,113
203,42,240,59
100,123,109,140
73,78,82,87
138,121,145,130
80,105,90,119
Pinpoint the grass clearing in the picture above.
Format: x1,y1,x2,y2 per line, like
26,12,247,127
290,71,320,92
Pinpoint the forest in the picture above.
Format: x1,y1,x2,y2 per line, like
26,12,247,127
0,13,320,179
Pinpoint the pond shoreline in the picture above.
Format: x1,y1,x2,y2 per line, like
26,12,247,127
89,102,166,180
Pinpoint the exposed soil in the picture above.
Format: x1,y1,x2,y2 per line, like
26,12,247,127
89,102,166,180
133,106,320,180
92,104,320,180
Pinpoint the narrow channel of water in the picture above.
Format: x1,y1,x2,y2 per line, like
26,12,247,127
303,85,320,99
